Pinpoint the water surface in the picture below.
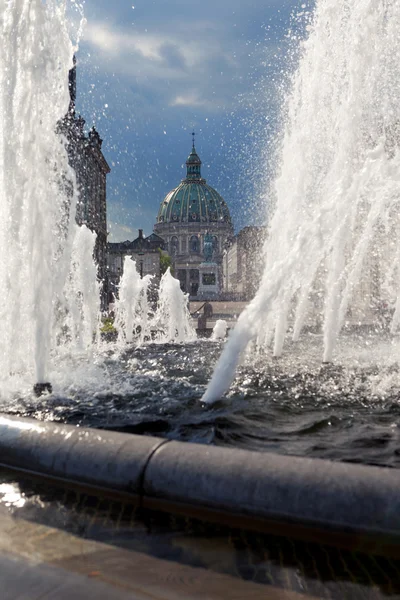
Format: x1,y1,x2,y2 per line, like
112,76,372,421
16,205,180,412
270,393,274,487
4,333,400,468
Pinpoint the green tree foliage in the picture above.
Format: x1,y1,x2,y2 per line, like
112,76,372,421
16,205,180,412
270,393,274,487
159,249,173,275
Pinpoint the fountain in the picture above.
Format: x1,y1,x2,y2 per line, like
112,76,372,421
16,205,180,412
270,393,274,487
203,0,400,404
211,320,228,340
2,5,400,597
0,0,399,452
0,0,99,397
114,262,195,345
114,256,153,345
152,268,196,343
1,0,400,465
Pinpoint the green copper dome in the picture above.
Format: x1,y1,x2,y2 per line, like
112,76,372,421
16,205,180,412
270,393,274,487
156,145,232,224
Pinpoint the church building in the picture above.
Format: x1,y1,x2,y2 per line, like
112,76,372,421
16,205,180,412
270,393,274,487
60,57,110,308
154,138,234,296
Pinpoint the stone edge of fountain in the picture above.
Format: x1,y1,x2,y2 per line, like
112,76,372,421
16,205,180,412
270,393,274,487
0,413,398,557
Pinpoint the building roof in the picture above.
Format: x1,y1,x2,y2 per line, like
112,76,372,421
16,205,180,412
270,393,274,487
108,230,165,252
156,144,232,225
146,232,165,243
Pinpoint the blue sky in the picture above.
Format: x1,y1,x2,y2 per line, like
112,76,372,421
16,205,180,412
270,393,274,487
72,0,313,241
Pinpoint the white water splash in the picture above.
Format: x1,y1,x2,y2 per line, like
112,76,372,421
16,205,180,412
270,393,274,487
114,256,152,345
63,225,101,352
0,1,100,393
212,320,228,340
152,268,196,343
203,0,400,404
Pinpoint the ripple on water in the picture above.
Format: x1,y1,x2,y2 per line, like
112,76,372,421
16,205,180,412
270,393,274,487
2,336,400,468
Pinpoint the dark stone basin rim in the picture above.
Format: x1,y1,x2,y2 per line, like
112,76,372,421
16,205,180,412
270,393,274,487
0,414,399,557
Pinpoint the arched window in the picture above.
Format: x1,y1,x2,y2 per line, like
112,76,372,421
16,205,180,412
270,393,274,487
212,236,219,254
190,235,199,253
170,236,179,256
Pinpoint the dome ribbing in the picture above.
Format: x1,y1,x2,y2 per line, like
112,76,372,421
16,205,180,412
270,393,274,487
156,145,232,225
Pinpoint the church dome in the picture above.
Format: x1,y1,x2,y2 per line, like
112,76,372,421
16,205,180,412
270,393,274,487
156,144,232,225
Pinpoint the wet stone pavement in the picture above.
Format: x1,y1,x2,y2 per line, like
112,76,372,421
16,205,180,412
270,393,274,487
0,470,398,599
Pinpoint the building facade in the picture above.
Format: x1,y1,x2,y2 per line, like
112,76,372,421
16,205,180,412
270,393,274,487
154,142,234,297
60,58,110,307
107,230,166,302
222,226,266,300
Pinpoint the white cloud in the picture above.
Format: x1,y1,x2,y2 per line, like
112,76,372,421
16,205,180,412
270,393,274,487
108,221,136,242
81,19,245,110
84,23,164,60
170,93,213,108
82,21,224,69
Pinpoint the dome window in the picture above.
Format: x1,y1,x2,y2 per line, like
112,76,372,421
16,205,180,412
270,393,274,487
190,235,199,253
170,236,179,256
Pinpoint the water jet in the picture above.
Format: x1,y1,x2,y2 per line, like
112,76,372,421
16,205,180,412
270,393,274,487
203,0,400,404
33,382,53,397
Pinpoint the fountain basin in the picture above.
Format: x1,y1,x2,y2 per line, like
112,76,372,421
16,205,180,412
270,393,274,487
0,414,399,557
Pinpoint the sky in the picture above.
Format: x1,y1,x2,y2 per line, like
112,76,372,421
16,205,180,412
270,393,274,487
70,0,314,241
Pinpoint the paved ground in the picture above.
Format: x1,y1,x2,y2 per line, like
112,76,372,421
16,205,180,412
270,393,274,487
0,503,313,600
0,473,398,599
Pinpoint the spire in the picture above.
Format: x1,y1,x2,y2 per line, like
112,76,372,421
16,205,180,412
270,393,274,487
185,131,202,180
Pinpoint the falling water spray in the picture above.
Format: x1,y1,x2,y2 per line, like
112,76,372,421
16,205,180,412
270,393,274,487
114,257,153,345
0,1,98,395
152,268,196,343
203,0,400,404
